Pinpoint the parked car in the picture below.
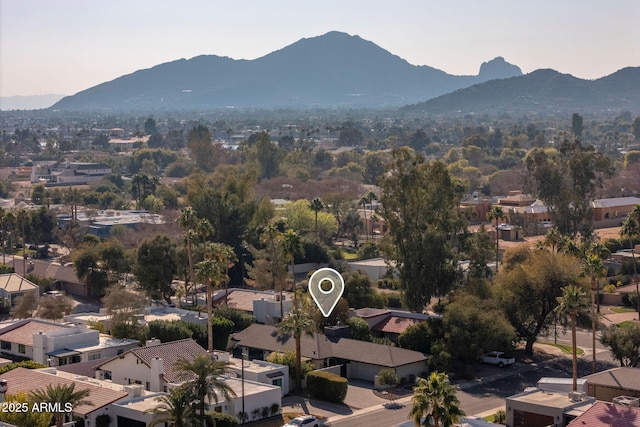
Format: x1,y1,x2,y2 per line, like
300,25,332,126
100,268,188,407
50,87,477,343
283,415,319,427
478,351,515,367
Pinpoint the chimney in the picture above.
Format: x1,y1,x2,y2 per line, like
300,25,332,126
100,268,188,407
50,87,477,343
150,357,164,392
146,338,161,347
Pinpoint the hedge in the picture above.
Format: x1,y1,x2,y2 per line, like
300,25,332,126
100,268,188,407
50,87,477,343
306,370,347,403
205,411,238,427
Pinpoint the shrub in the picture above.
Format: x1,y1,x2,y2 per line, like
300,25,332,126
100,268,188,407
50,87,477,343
306,370,348,403
213,306,255,332
205,411,238,427
0,360,47,375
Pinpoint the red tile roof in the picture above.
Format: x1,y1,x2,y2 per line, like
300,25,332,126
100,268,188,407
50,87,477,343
371,316,422,334
567,401,640,427
99,338,207,384
0,367,127,416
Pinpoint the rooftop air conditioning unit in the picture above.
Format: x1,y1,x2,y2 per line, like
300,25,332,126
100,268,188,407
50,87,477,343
613,395,640,407
568,391,586,402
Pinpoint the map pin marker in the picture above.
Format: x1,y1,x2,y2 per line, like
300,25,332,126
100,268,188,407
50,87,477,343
308,268,345,317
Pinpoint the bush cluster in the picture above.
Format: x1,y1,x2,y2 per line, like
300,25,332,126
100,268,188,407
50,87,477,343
306,370,347,403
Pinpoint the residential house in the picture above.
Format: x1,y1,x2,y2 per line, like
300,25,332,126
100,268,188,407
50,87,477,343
0,273,39,307
215,350,290,396
0,318,137,366
31,160,112,185
95,339,282,423
0,367,131,427
505,389,595,427
348,258,395,281
57,209,165,240
229,323,429,383
213,289,294,324
353,308,436,343
592,197,640,227
583,367,640,402
567,400,640,427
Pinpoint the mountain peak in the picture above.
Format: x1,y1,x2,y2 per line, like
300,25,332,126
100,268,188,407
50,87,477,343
478,57,522,80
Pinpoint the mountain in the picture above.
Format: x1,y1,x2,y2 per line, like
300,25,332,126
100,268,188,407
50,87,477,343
51,31,522,111
401,67,640,115
1,94,65,110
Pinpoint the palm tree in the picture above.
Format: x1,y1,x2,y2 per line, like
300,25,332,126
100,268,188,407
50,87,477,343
29,383,92,427
359,191,377,241
146,384,197,427
542,226,563,253
174,354,236,426
555,285,590,391
486,206,505,275
179,207,198,304
0,207,6,265
308,197,324,242
281,229,303,307
583,253,607,373
410,372,464,427
621,206,640,318
213,242,237,306
195,256,222,352
278,306,315,394
261,222,285,317
620,216,640,319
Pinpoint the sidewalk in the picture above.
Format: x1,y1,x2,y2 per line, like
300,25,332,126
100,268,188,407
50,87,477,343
600,310,639,327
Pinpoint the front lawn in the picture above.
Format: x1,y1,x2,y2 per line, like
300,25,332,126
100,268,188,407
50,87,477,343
539,342,585,356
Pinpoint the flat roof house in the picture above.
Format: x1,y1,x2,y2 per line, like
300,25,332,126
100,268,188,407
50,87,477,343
506,389,596,427
0,318,137,366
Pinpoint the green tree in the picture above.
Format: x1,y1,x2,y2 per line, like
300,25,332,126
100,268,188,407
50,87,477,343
266,350,314,383
444,292,516,364
600,323,640,367
343,270,387,309
342,210,364,248
525,140,612,239
410,372,464,427
134,235,177,303
278,306,315,393
571,113,583,138
178,207,198,305
0,391,52,427
377,367,400,403
37,294,73,321
174,354,236,426
146,384,197,427
583,253,607,373
555,284,590,391
346,316,372,341
378,147,463,312
250,131,283,180
29,383,92,427
495,247,586,355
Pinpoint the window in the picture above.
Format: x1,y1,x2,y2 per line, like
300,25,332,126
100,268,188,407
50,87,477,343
145,382,150,391
88,352,101,361
117,349,124,355
272,378,283,388
18,344,25,354
0,341,10,350
104,370,112,380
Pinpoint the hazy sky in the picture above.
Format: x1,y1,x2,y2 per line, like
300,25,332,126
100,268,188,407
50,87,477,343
2,0,639,97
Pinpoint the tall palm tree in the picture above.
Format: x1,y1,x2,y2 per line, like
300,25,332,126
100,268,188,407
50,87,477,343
278,306,315,394
555,285,590,391
195,255,222,352
410,372,464,427
146,384,197,427
583,253,607,373
308,197,324,242
16,208,28,276
179,207,198,304
29,383,92,427
261,222,284,317
486,206,505,275
174,354,236,426
0,207,6,265
281,229,303,307
621,206,640,318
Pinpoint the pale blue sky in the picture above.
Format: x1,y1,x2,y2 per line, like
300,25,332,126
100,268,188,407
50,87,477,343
2,0,639,96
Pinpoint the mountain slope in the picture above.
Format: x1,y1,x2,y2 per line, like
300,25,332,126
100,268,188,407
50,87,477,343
401,67,640,115
51,31,522,111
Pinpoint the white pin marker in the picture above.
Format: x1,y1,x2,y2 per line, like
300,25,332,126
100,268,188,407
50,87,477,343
308,268,345,317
